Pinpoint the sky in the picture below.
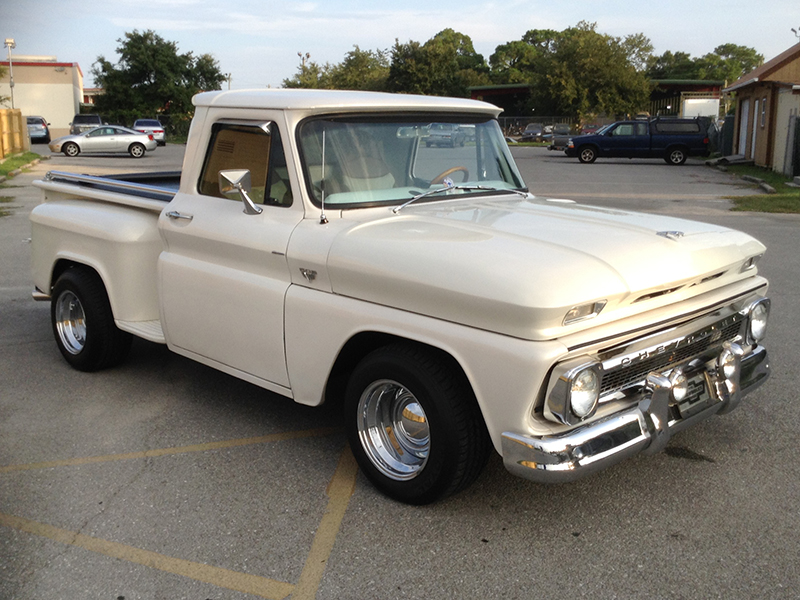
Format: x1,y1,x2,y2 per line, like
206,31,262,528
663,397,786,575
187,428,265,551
3,0,800,89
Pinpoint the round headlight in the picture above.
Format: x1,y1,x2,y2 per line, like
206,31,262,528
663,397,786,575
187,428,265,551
570,368,600,418
748,301,769,343
718,348,738,380
669,370,688,403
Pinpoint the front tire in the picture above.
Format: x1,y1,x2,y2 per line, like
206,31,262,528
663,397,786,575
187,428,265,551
578,146,597,163
63,142,80,157
51,268,132,371
129,143,146,158
345,343,490,504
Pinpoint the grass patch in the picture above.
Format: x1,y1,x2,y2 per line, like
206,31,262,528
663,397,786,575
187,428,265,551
724,164,800,213
0,152,42,178
0,195,12,217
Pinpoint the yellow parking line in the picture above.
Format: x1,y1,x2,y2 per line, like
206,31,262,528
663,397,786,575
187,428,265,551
0,427,339,474
0,511,295,600
292,446,359,599
1,428,359,599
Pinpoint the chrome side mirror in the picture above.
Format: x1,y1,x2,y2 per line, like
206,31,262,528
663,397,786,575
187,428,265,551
219,169,262,215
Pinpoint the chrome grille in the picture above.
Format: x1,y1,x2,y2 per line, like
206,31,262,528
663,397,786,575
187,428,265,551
600,317,742,396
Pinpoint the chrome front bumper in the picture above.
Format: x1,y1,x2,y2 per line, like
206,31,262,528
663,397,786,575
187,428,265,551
502,345,769,483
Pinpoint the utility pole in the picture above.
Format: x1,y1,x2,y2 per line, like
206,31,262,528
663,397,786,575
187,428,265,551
4,38,15,109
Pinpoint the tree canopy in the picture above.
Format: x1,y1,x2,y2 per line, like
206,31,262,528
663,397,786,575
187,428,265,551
646,44,763,83
283,29,490,97
91,30,226,126
488,22,653,119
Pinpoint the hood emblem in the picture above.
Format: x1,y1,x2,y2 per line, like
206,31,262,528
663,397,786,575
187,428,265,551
657,231,684,240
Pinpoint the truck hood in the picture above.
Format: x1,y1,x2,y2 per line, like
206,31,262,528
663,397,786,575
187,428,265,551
326,195,766,339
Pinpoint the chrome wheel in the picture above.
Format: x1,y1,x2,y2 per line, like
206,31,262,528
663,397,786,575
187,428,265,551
578,146,597,163
64,143,79,157
129,143,145,158
357,379,430,481
54,290,86,355
667,148,687,165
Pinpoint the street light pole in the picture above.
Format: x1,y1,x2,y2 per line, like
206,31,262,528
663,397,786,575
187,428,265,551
4,38,15,109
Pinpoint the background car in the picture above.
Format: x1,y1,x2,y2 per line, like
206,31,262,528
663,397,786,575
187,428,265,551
133,119,166,146
546,123,573,150
69,114,103,135
49,126,158,158
26,116,51,143
580,123,601,135
426,123,466,147
520,123,544,142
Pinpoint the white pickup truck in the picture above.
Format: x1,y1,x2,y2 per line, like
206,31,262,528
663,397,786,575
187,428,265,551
30,89,771,504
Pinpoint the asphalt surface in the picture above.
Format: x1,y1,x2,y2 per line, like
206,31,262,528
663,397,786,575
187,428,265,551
1,143,799,600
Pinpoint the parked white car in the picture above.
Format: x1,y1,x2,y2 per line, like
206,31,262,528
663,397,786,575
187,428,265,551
49,126,158,158
133,119,166,146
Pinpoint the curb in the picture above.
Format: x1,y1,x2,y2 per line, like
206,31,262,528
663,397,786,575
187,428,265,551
0,156,47,181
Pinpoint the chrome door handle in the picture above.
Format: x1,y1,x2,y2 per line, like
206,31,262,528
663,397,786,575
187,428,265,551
166,211,193,221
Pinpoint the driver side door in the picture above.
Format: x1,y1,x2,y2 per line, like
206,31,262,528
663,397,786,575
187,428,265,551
158,121,300,389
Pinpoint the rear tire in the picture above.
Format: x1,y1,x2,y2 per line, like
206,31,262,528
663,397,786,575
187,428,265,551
51,268,132,371
129,143,146,158
344,343,491,504
665,148,687,165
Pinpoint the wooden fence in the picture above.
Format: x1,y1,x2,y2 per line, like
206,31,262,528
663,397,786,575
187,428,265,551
0,109,29,160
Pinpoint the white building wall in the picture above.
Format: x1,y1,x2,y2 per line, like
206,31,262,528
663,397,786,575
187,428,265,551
0,60,83,139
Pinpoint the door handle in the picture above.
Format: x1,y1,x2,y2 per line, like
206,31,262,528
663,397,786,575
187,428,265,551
166,211,193,221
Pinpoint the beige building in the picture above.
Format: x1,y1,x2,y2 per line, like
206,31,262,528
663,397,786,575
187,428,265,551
724,42,800,174
0,55,84,139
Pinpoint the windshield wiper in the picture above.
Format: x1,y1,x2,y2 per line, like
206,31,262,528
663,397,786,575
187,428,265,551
393,185,528,214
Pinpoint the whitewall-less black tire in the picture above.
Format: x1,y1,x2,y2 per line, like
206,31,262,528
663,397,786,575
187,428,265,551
345,343,491,504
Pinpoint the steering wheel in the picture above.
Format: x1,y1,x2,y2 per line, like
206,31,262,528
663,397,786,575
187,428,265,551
430,166,470,185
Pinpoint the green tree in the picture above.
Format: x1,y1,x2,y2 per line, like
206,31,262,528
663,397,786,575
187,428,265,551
491,22,652,118
387,29,489,97
646,44,763,83
0,65,9,107
489,40,538,83
329,47,390,90
646,51,699,79
91,30,225,127
695,44,764,83
283,47,389,91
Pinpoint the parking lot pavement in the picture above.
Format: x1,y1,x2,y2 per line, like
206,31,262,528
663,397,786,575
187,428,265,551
2,152,799,599
514,146,759,218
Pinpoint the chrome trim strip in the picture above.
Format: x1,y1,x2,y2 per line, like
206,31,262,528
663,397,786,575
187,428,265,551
567,283,768,352
44,170,176,201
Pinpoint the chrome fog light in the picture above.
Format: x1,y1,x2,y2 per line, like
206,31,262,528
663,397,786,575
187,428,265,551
718,343,743,380
669,370,688,403
570,368,600,418
747,299,770,344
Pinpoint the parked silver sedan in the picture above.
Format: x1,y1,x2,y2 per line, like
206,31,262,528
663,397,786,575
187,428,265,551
49,126,158,158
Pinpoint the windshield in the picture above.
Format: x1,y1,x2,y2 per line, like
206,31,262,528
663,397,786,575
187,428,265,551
297,115,525,209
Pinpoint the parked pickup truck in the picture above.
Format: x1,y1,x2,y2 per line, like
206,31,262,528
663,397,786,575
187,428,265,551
565,117,710,164
31,90,770,504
